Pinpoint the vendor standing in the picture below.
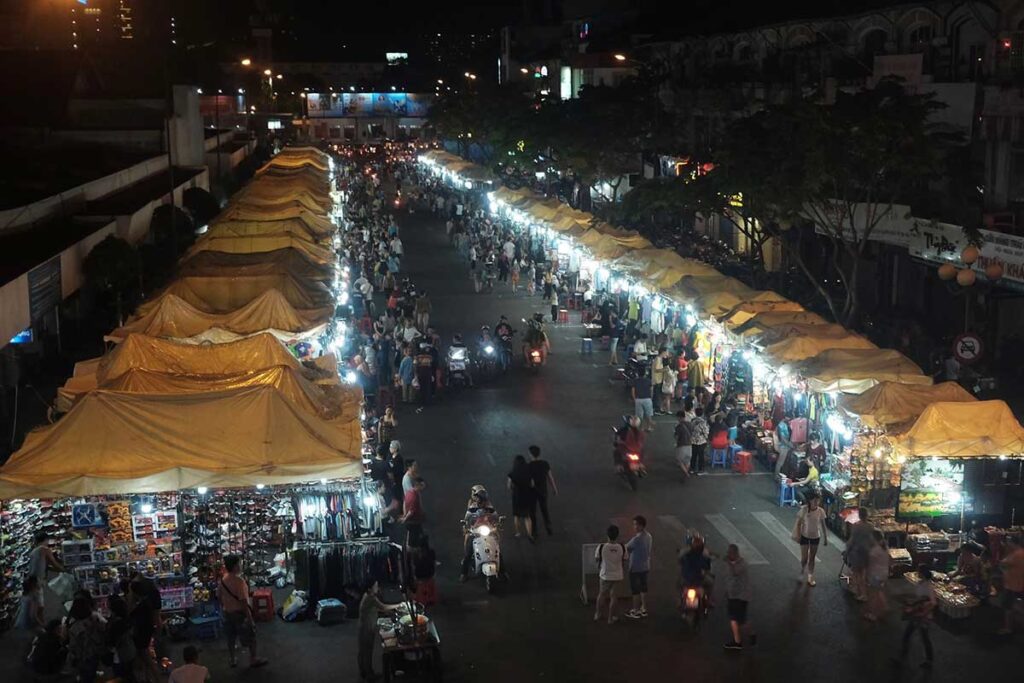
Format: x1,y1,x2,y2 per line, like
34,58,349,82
358,582,402,682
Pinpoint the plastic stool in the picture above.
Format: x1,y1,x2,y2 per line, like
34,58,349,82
733,450,753,474
190,615,221,640
728,426,738,442
580,337,593,354
252,588,275,622
728,443,743,465
779,481,797,507
558,308,569,323
572,292,583,309
710,448,729,469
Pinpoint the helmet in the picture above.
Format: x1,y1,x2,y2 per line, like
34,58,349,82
470,485,489,502
481,325,491,332
628,416,641,428
532,312,544,323
688,531,705,550
453,333,463,344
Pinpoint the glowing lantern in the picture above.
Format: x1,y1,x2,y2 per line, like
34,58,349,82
937,263,957,280
985,262,1004,281
956,268,976,287
961,245,980,265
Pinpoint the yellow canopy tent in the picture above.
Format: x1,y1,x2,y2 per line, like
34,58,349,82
178,248,335,282
794,348,932,394
228,195,327,215
676,275,758,316
0,385,362,499
763,332,876,363
734,312,831,339
107,290,331,343
839,381,977,429
203,218,331,244
721,300,806,328
136,273,333,314
891,400,1024,457
183,234,335,265
752,320,846,344
212,209,336,239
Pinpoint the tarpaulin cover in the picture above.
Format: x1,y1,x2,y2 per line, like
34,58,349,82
752,321,847,344
0,385,362,499
734,312,831,339
258,156,329,172
763,332,877,363
212,210,336,239
676,276,758,315
184,234,335,265
721,300,806,328
107,290,331,342
203,218,331,244
229,195,327,215
136,274,333,314
839,381,977,429
892,400,1024,457
178,248,335,282
794,348,931,394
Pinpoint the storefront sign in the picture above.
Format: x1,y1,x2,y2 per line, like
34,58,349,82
897,458,970,519
27,256,62,322
72,503,103,528
908,221,1024,289
306,93,433,118
953,333,983,364
809,203,916,248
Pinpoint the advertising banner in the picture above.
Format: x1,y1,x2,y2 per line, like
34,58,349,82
907,220,1024,288
307,93,433,118
897,458,969,519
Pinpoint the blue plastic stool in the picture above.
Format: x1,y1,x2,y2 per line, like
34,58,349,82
580,338,593,354
779,482,797,507
190,615,221,640
728,426,738,442
728,443,743,465
710,448,729,469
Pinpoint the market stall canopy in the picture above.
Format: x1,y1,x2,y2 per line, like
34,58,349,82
0,385,362,499
258,156,329,173
212,210,335,239
178,248,335,282
891,400,1024,457
763,332,876,363
183,234,335,265
752,321,847,345
794,348,931,394
107,290,331,343
838,381,977,429
136,273,333,314
228,195,327,215
721,300,806,328
676,275,758,315
203,218,331,244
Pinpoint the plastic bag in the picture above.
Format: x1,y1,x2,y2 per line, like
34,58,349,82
281,590,308,622
48,573,76,604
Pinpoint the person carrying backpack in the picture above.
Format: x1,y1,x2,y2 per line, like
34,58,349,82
593,525,628,624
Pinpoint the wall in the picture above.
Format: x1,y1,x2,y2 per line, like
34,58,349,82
113,168,210,244
170,85,205,167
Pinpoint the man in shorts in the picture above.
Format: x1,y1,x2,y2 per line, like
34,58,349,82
674,410,693,479
632,369,655,432
625,516,652,619
593,525,627,624
723,544,756,650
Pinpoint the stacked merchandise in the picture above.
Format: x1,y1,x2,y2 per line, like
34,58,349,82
0,500,72,628
904,570,980,619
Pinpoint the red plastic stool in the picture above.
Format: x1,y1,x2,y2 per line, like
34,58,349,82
733,450,753,475
558,308,569,323
251,588,275,622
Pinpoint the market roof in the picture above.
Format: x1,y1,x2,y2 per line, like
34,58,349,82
891,400,1024,458
838,381,977,429
792,348,931,394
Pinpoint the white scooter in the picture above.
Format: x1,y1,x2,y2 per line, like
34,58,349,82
463,515,504,594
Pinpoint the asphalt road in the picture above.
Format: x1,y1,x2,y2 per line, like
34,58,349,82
2,208,1019,683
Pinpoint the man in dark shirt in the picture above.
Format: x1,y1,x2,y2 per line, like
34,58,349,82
527,445,558,537
632,372,655,432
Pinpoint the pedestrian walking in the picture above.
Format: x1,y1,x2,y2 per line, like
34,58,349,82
414,291,432,331
410,535,438,607
526,261,536,296
400,478,427,548
846,507,874,602
864,531,889,622
593,525,627,624
625,516,652,619
723,544,757,651
358,582,402,682
608,312,622,365
660,353,677,414
527,445,557,537
689,407,709,475
398,347,415,403
510,258,521,292
632,369,655,432
674,411,693,479
507,455,535,541
791,493,828,586
997,536,1024,634
549,289,559,323
894,565,936,670
217,556,268,669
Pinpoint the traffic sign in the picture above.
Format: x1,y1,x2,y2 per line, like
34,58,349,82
953,333,983,364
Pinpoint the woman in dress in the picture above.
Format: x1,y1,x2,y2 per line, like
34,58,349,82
507,455,535,541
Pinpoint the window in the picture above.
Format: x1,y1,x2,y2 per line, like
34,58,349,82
863,29,888,57
907,25,933,50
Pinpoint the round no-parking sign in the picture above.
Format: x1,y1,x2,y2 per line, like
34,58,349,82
953,333,983,364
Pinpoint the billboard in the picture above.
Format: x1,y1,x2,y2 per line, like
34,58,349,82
307,93,432,117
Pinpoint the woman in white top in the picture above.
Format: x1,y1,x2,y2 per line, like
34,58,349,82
792,493,828,586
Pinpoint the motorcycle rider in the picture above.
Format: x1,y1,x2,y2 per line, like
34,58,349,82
613,415,647,472
460,485,499,582
522,313,550,366
494,316,515,371
679,533,714,607
448,333,473,387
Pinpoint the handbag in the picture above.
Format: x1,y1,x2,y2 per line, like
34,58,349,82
791,507,806,543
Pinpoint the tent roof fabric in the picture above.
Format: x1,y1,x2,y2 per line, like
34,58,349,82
137,273,332,314
212,211,336,239
108,290,331,342
892,400,1024,457
177,248,334,282
183,234,335,265
204,218,330,244
794,348,931,393
764,333,877,363
229,195,327,215
839,381,977,429
0,386,362,499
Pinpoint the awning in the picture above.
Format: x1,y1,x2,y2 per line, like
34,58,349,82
763,332,876,363
838,381,977,429
136,273,333,314
892,400,1024,457
793,348,931,394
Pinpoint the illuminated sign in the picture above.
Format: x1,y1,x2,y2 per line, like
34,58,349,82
386,52,409,65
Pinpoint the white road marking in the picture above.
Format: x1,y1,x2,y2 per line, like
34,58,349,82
704,514,769,565
752,511,803,560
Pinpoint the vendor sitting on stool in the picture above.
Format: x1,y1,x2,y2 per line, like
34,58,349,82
790,454,820,505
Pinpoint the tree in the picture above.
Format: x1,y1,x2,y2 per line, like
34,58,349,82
83,236,139,326
150,204,196,258
183,187,221,228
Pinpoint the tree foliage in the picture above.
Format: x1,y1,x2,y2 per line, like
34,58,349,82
83,235,139,326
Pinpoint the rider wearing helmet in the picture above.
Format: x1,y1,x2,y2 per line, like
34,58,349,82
448,333,473,387
461,486,498,581
522,314,550,365
613,416,647,468
678,532,714,598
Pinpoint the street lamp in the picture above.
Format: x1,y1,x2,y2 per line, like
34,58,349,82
240,58,251,66
520,67,529,74
613,53,627,61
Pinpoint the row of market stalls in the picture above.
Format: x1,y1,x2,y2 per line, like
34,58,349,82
0,147,394,631
420,150,1024,605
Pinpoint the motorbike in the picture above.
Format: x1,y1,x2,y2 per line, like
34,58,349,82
476,341,500,381
464,516,504,593
447,346,470,388
498,331,516,371
612,421,645,491
526,343,544,373
680,584,711,630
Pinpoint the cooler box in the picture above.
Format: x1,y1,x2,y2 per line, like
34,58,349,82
315,598,347,626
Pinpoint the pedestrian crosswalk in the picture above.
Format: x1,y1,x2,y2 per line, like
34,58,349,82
571,509,843,568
